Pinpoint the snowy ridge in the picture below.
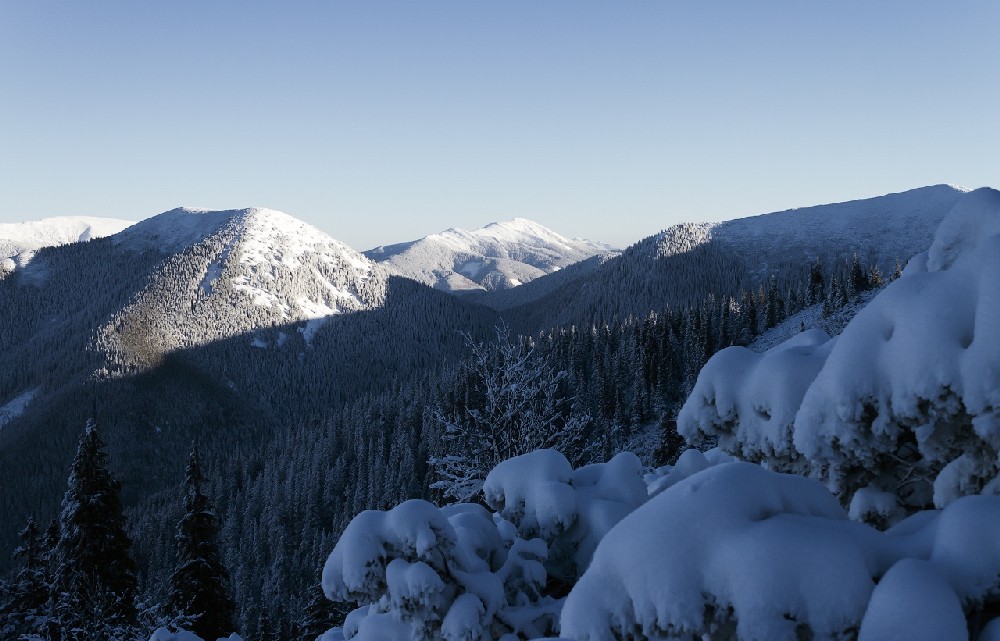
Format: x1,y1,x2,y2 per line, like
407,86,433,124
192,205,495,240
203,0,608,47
647,184,969,274
112,207,239,253
498,185,969,331
0,215,135,270
365,217,615,293
709,184,969,277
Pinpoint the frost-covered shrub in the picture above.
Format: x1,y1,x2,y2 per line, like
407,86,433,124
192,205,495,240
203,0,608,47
678,329,833,472
562,462,1000,641
562,462,883,640
679,188,1000,511
322,451,646,641
483,450,647,582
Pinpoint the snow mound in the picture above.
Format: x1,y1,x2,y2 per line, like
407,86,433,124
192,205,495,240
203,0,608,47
679,188,1000,510
562,462,1000,640
484,450,648,579
148,628,243,641
561,462,883,641
678,329,834,469
857,559,967,641
795,187,1000,506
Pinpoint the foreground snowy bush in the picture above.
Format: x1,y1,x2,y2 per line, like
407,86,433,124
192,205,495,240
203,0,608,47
680,188,1000,512
562,462,1000,641
321,450,646,641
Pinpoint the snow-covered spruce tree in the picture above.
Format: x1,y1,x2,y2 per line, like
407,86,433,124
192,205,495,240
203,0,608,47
299,582,339,641
430,324,590,502
322,450,646,641
167,445,237,641
0,517,49,639
52,421,139,640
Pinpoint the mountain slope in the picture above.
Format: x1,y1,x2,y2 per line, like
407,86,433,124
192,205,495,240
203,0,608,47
0,206,501,578
504,185,969,332
0,215,135,270
365,218,616,293
100,207,388,371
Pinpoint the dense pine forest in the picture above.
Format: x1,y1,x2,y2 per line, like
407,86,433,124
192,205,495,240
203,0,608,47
1,248,891,640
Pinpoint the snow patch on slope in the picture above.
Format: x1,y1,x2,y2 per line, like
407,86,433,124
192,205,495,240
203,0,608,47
0,388,40,430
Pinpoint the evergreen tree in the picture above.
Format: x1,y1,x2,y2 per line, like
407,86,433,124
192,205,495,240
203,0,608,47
807,258,825,304
1,517,49,639
891,257,904,281
849,253,867,295
168,445,237,641
868,262,885,289
764,276,782,329
258,609,275,641
52,421,138,640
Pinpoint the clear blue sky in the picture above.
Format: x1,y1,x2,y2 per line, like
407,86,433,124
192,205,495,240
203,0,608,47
2,1,998,250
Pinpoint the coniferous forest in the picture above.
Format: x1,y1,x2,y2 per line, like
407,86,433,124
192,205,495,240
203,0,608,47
0,231,894,639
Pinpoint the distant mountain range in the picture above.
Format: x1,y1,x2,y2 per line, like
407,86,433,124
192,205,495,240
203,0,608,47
364,217,616,293
0,215,134,271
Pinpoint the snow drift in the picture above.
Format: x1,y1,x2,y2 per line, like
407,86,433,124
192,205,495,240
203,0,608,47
561,462,1000,641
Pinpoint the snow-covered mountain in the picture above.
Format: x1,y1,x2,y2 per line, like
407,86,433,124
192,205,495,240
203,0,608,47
100,207,388,368
364,218,616,293
0,215,134,270
506,185,970,331
0,204,500,584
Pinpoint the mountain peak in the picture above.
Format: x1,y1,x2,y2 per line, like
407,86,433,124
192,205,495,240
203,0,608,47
365,218,615,293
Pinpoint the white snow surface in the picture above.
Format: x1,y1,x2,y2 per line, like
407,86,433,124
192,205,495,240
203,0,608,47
679,188,1000,508
148,628,243,641
561,462,1000,641
0,215,134,255
857,559,967,641
365,218,616,293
